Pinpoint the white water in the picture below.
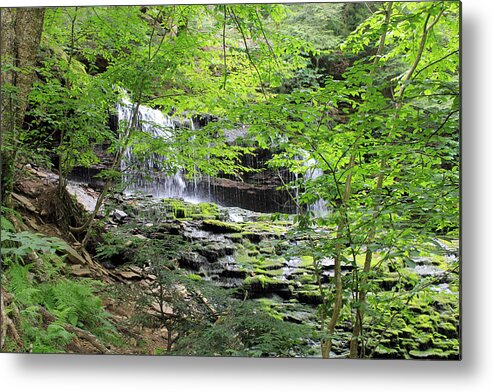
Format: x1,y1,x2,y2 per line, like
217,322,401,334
303,157,328,217
116,98,326,215
118,99,200,200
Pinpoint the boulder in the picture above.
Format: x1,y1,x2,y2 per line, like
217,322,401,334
198,242,235,262
63,244,87,265
111,209,128,222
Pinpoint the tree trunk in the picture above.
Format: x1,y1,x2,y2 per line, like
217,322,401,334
321,154,355,358
0,8,45,206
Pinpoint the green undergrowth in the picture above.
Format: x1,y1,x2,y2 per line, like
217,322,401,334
95,221,189,267
1,214,121,353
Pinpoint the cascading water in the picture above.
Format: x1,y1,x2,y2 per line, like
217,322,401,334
302,157,328,217
109,97,298,213
118,98,196,200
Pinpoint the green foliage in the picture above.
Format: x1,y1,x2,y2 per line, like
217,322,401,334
38,279,105,329
1,230,67,259
1,223,119,353
4,257,118,352
96,222,189,267
281,2,370,51
173,299,311,357
5,2,460,358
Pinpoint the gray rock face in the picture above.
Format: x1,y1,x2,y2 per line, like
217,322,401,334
111,209,128,222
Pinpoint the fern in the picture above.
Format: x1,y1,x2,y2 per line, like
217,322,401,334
39,279,104,329
1,208,122,353
6,262,40,306
1,230,67,259
1,215,15,232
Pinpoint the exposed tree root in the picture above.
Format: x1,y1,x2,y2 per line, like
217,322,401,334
1,288,23,350
38,185,87,238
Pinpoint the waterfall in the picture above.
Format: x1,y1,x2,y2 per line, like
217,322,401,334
117,99,194,200
303,157,328,217
113,98,298,213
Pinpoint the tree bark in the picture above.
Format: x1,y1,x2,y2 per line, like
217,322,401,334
1,8,45,206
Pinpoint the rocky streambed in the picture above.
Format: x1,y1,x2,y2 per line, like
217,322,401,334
95,194,460,359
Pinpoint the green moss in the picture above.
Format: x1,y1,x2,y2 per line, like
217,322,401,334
235,251,256,271
197,202,220,219
298,273,316,284
202,219,243,233
255,214,274,222
299,256,314,268
400,325,416,336
255,298,285,320
254,268,284,277
414,315,436,332
186,273,203,281
374,345,399,356
438,322,457,333
398,338,419,350
245,274,280,287
409,348,448,358
432,338,459,351
239,221,287,236
416,334,433,347
294,289,322,304
257,257,283,269
161,198,220,220
229,233,244,240
259,246,276,254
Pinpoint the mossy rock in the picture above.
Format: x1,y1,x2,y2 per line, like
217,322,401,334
297,273,316,284
242,232,266,243
196,202,221,219
299,256,314,268
398,338,419,350
294,288,323,305
247,249,260,257
416,334,433,349
240,221,287,237
259,246,276,255
161,198,220,220
244,275,291,298
414,314,437,332
245,274,280,287
256,257,285,269
409,348,449,359
432,337,459,351
228,232,244,242
198,242,235,261
274,240,291,254
254,268,284,277
437,322,458,339
234,251,256,271
399,325,416,337
201,219,243,233
373,345,399,357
